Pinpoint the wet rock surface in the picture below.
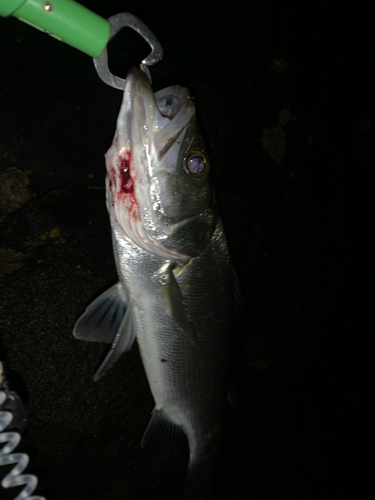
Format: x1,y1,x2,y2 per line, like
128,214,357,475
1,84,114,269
1,1,370,499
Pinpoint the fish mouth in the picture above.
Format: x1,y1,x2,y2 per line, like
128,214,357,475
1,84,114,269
105,68,195,261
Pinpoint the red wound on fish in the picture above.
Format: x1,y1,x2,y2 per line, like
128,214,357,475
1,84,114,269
113,151,139,217
120,153,134,194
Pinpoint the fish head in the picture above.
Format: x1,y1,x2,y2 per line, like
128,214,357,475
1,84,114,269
105,68,216,261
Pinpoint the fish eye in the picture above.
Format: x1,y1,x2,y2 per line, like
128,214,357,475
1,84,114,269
156,96,174,108
188,155,205,173
156,95,177,118
184,150,209,180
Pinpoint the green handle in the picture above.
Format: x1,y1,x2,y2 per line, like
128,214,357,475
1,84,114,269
0,0,110,57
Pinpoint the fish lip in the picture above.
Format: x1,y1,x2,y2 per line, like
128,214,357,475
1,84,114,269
120,67,194,190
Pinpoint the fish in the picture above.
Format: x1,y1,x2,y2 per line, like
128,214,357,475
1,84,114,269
73,67,234,499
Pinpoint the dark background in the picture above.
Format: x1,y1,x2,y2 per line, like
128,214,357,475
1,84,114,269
0,1,371,499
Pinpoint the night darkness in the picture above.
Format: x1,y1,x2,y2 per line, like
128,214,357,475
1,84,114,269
0,1,371,499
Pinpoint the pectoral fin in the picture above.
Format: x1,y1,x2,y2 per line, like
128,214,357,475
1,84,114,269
93,301,135,381
73,283,128,344
157,265,197,346
73,283,136,381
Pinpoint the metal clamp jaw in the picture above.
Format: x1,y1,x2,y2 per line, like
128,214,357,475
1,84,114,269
93,13,163,89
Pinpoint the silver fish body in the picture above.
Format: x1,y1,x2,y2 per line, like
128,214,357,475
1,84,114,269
74,68,233,498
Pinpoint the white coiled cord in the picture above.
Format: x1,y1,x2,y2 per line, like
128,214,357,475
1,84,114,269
0,364,46,500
